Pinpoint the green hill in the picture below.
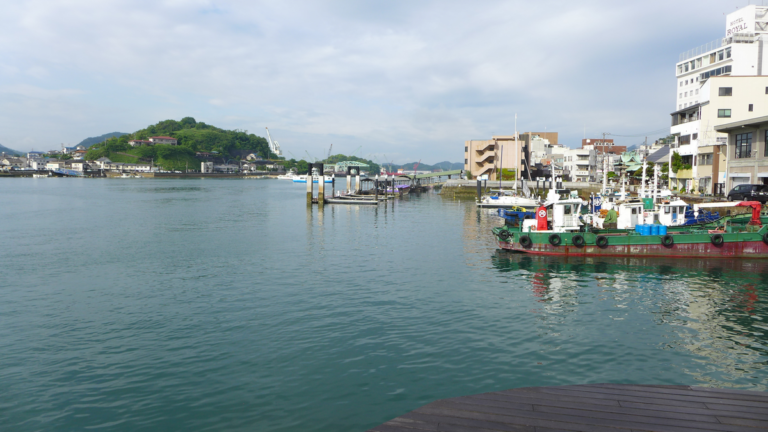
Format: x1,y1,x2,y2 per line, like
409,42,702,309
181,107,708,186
0,143,22,156
85,117,274,171
77,132,128,148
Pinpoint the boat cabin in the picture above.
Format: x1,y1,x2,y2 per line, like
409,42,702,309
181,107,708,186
522,199,583,233
657,199,689,226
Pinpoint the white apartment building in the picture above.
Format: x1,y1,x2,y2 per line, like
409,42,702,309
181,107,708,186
671,5,768,194
562,147,595,182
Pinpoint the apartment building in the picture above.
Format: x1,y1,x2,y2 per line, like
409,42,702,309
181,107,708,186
670,6,768,193
463,132,555,180
464,136,521,181
671,76,768,193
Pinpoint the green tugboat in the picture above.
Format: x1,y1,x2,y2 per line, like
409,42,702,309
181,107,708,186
492,200,768,259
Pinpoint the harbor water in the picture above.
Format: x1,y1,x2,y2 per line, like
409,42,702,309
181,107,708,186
1,178,767,431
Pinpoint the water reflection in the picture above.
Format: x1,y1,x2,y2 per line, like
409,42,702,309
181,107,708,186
491,250,768,389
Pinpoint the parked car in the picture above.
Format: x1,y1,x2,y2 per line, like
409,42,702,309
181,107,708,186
727,184,768,203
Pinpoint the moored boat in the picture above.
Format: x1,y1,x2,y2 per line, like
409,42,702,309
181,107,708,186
492,201,768,259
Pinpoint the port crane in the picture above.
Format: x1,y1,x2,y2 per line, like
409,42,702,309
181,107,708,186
327,143,333,161
265,127,282,157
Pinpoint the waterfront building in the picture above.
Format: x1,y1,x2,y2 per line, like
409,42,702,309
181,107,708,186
464,135,520,181
671,75,768,193
671,5,768,194
148,136,178,146
715,112,768,187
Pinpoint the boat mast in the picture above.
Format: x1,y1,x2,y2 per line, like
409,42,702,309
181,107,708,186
641,159,648,198
652,164,659,203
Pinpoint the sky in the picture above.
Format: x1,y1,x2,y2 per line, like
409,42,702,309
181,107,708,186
0,0,758,163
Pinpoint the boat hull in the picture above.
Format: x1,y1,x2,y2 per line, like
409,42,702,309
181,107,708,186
498,237,768,258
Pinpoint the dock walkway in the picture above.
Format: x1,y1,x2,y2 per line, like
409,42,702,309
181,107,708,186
367,383,768,431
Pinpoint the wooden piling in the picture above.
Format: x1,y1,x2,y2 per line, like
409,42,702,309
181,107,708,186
307,163,314,206
476,179,481,201
375,175,379,202
356,172,361,194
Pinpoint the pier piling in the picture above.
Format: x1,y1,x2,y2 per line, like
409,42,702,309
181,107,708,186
306,163,314,206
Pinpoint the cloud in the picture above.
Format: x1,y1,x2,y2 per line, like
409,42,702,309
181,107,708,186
0,0,750,159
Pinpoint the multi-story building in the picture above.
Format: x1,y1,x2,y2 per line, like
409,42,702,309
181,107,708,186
581,139,626,155
715,113,768,188
464,135,521,180
670,5,768,194
562,147,596,182
671,76,768,193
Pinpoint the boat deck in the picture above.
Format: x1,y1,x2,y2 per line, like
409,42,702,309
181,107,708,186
367,383,768,431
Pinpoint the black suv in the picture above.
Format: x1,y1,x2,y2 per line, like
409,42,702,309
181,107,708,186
727,184,768,203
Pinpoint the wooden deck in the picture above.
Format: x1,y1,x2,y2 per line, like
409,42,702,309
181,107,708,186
367,384,768,432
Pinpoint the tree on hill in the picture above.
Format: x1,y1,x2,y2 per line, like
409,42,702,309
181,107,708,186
84,117,276,171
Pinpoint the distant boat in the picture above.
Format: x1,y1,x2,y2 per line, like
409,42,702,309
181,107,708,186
293,174,332,183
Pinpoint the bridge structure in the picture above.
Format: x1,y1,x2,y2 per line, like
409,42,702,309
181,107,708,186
395,169,464,191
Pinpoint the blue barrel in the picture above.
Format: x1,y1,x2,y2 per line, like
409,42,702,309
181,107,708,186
651,224,660,236
639,225,648,236
658,225,667,235
635,224,641,234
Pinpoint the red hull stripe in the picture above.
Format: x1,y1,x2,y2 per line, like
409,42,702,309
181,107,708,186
498,240,768,258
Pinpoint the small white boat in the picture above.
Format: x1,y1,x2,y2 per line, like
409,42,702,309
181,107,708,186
477,189,540,209
293,174,332,184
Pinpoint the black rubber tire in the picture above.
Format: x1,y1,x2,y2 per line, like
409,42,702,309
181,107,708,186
572,234,585,247
498,230,511,240
548,234,562,246
519,235,532,248
711,234,724,246
596,235,608,248
763,233,768,245
662,234,674,247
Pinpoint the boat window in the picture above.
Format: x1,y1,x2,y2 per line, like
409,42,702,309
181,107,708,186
631,207,637,215
665,207,671,214
564,205,572,215
672,207,677,214
680,207,686,214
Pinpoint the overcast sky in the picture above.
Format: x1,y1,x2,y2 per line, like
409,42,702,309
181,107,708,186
0,0,755,163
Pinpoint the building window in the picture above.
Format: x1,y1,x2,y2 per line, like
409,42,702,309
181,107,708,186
735,133,753,159
697,154,713,165
719,87,732,96
749,104,754,112
465,146,468,152
710,53,717,63
718,50,724,61
679,81,683,87
718,109,731,118
725,47,731,58
679,93,682,99
684,91,688,97
679,104,682,109
685,80,688,85
465,158,468,165
680,134,691,145
692,133,698,140
695,89,698,95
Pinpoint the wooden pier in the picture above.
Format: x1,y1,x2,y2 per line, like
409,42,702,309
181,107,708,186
367,383,768,431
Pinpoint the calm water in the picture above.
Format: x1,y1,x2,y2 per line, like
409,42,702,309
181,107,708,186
1,178,767,431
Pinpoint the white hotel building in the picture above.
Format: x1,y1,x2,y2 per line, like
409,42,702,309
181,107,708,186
670,5,768,194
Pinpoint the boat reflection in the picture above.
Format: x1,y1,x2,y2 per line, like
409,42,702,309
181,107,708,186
491,249,768,390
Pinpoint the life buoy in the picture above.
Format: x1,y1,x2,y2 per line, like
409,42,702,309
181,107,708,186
596,235,608,247
519,235,532,248
538,209,547,218
498,230,511,241
549,234,562,246
662,234,674,247
711,234,724,246
572,234,585,247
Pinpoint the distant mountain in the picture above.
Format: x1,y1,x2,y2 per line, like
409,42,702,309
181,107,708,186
626,144,639,151
0,143,22,156
77,132,128,148
387,161,463,171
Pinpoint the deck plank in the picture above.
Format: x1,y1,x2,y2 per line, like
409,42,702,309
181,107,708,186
367,385,768,432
